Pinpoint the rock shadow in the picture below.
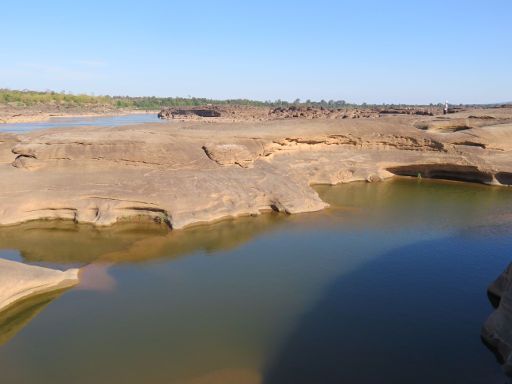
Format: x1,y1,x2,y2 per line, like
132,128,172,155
263,235,512,384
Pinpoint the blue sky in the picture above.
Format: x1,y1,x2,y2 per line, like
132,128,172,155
1,0,510,103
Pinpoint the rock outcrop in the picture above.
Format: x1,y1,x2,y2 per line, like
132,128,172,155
268,106,380,120
0,258,79,314
158,106,222,119
482,263,512,375
0,107,512,229
157,105,443,122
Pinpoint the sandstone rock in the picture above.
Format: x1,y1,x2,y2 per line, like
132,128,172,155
482,263,512,375
0,133,19,164
202,140,265,167
0,258,79,314
0,108,511,229
158,106,222,119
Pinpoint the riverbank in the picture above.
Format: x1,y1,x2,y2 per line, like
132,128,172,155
0,107,512,229
0,105,157,124
2,178,512,383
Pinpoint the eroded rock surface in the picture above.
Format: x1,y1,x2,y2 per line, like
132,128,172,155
0,258,79,313
482,263,512,375
157,105,444,122
1,107,512,229
158,106,222,119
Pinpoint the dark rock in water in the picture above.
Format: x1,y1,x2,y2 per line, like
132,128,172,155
482,263,512,375
158,106,222,119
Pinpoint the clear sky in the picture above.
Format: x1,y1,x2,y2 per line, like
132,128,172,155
1,0,510,104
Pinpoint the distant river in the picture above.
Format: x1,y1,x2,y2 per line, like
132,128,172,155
0,113,162,133
0,178,511,383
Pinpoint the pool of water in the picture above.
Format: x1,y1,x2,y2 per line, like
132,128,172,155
0,113,163,133
1,178,512,383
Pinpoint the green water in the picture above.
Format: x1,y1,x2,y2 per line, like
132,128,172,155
1,178,512,383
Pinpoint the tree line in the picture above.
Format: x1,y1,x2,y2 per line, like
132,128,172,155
1,89,477,110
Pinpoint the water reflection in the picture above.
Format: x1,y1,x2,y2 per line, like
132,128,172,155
0,212,286,359
315,178,512,231
2,178,511,268
0,212,285,266
0,178,512,383
0,290,69,346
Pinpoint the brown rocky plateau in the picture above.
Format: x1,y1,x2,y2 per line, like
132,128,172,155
1,106,512,229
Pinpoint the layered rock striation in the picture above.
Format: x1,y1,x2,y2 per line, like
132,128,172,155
0,108,512,229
